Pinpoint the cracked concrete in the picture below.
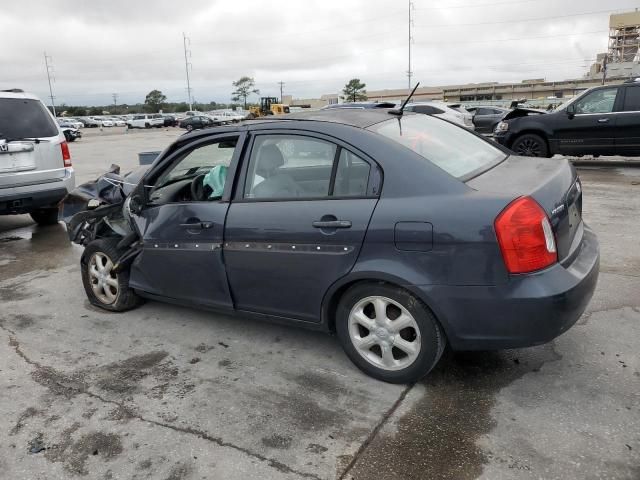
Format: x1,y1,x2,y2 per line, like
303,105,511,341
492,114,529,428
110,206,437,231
1,131,639,479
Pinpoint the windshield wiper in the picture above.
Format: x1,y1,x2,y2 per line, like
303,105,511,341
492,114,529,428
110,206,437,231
0,135,47,144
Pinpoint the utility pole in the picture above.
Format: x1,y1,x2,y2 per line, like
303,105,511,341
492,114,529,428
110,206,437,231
407,0,414,91
278,81,285,103
183,32,193,111
44,52,56,117
112,93,118,112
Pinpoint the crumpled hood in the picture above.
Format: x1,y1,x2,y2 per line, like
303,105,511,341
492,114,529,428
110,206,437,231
502,108,547,121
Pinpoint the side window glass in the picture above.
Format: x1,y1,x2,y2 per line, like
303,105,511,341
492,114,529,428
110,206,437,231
333,150,371,197
244,135,336,199
151,137,238,203
431,107,445,114
622,87,640,111
574,88,618,114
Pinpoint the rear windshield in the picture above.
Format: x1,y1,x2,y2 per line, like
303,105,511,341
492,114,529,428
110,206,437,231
0,98,58,140
369,114,505,179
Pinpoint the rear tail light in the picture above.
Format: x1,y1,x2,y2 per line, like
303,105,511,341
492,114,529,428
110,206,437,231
494,196,557,274
61,141,72,167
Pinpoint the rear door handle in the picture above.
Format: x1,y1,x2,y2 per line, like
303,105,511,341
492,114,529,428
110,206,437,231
312,220,352,229
597,117,610,123
180,221,214,229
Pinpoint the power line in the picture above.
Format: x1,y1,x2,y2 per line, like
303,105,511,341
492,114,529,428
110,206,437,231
408,0,414,90
183,32,193,111
43,52,56,117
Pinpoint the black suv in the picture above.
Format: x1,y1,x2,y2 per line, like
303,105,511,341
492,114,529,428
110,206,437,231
494,80,640,157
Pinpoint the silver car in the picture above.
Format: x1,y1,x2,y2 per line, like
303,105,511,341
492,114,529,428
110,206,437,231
0,89,75,224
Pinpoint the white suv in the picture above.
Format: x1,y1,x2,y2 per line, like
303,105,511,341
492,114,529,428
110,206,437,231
126,114,164,129
0,89,75,224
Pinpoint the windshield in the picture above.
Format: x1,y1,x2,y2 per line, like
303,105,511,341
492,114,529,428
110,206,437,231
369,114,506,180
0,98,59,139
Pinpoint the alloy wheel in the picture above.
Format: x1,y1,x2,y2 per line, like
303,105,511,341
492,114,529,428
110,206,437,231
348,296,421,371
88,252,119,305
514,138,542,156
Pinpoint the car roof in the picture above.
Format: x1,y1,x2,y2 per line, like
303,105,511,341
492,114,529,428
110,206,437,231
261,108,408,128
0,89,41,101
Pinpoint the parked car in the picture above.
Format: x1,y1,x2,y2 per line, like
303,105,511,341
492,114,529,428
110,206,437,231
404,101,474,129
323,102,396,110
82,117,101,128
58,118,84,129
99,118,114,127
63,108,598,383
61,127,82,142
466,106,511,134
163,114,178,127
494,80,640,157
0,89,75,224
178,115,219,131
107,117,126,127
127,114,164,129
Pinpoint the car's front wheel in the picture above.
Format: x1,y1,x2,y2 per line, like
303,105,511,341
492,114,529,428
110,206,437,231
336,283,445,383
81,238,143,312
511,133,549,157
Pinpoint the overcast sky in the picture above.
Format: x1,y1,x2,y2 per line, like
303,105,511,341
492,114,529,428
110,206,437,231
2,0,638,106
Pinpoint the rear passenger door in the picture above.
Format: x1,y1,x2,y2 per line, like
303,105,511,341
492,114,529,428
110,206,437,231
223,132,381,323
616,85,640,156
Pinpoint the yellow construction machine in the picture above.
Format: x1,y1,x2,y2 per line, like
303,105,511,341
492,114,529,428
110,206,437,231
248,97,290,118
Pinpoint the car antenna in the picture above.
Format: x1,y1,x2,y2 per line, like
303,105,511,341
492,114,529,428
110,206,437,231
389,82,420,116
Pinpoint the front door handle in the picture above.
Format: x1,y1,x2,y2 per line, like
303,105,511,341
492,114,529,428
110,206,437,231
597,117,610,123
180,221,214,229
312,220,352,229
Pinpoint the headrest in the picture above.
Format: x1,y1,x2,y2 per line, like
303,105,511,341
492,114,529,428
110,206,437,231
256,144,285,177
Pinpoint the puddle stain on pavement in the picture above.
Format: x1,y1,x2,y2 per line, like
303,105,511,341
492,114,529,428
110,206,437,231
346,345,562,480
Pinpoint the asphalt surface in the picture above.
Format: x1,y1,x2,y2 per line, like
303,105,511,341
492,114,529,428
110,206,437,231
0,128,638,480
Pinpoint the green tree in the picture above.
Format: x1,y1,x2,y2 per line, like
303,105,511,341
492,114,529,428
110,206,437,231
144,89,167,112
231,76,260,109
342,78,367,103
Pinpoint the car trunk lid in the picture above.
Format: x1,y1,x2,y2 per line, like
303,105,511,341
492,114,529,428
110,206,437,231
467,155,582,262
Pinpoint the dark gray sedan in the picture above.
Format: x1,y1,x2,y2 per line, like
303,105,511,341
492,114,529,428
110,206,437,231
64,109,599,383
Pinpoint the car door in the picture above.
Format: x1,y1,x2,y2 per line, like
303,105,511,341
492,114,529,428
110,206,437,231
473,107,495,133
224,131,381,323
128,133,245,309
616,85,640,156
554,86,621,155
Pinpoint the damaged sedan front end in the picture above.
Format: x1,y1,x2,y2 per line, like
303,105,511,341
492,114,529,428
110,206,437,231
63,164,147,274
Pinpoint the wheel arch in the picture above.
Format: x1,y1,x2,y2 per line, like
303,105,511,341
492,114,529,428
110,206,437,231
321,272,451,342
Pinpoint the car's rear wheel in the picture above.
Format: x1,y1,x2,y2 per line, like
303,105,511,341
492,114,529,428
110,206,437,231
186,124,194,132
81,238,143,312
336,283,445,383
511,133,549,157
145,123,150,129
30,207,60,225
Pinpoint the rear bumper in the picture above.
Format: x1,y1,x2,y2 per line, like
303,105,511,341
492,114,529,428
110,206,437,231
0,170,74,214
414,226,600,350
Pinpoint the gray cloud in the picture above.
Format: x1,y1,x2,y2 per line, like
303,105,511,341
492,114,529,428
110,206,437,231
1,0,637,105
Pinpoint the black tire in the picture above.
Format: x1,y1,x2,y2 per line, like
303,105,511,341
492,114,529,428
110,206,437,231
336,283,446,383
81,238,143,312
186,124,194,132
30,207,60,225
145,123,150,129
511,133,549,157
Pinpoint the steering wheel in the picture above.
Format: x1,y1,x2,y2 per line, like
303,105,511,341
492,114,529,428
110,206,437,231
190,174,207,201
